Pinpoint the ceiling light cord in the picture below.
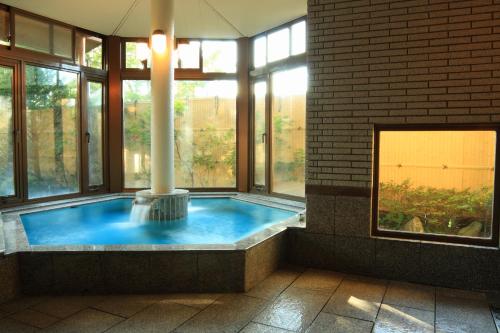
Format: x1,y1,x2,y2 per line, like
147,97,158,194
203,0,244,37
112,0,142,36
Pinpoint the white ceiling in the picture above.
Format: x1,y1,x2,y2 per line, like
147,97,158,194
1,0,306,38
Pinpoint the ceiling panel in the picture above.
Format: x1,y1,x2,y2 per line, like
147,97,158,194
0,0,306,38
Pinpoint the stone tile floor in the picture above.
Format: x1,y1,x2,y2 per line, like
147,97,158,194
0,267,498,332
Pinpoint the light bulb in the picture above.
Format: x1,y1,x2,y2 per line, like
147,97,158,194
151,29,166,53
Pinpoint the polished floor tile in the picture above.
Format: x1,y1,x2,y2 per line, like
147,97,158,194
161,294,222,310
8,309,58,329
107,301,199,333
374,304,434,333
323,277,386,321
246,269,301,300
253,287,330,332
92,295,161,318
306,312,373,333
491,307,500,332
176,294,266,333
291,269,344,293
43,308,123,333
436,287,486,301
240,322,293,333
31,296,104,319
383,281,435,311
436,294,496,333
0,317,38,333
0,297,47,315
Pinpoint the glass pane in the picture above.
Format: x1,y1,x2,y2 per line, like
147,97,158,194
125,42,150,69
122,80,238,189
271,67,307,197
76,32,103,69
0,9,10,46
123,80,151,188
202,41,237,73
87,81,103,187
174,81,237,187
253,36,266,68
291,21,306,55
177,41,200,69
26,65,79,199
377,130,496,240
52,25,72,58
268,28,289,63
254,81,266,187
15,14,50,54
0,66,15,197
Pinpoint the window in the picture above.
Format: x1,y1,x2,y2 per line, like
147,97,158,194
291,21,306,55
176,41,200,69
253,36,267,68
76,31,103,69
87,81,104,187
271,67,307,197
125,41,150,69
253,82,267,187
0,66,14,197
15,14,72,58
25,65,79,199
0,9,9,46
174,80,237,187
202,41,237,73
123,80,151,188
267,28,289,63
373,126,498,245
122,80,237,189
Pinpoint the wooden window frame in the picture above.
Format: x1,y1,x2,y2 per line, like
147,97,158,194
371,123,500,247
248,16,307,202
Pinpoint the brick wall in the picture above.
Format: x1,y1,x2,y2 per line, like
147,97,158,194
307,0,500,188
295,0,500,291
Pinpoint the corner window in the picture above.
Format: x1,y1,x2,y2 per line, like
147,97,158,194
75,31,103,69
15,14,72,59
0,8,10,46
202,40,237,73
124,41,150,69
267,28,289,63
176,40,200,69
373,126,498,246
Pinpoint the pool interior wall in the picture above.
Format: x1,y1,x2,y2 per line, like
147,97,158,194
0,193,304,296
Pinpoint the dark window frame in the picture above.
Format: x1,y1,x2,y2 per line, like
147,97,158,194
248,16,307,202
371,123,500,247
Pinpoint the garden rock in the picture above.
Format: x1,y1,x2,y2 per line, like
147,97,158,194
401,216,424,233
457,221,483,237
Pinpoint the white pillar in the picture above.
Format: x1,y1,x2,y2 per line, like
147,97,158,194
150,0,175,194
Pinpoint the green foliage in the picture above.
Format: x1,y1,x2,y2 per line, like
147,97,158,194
378,180,493,236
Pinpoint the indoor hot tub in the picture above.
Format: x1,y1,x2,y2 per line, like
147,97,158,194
0,193,305,295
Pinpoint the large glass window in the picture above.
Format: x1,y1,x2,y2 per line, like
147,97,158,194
122,80,237,189
87,81,104,187
291,21,306,55
271,67,307,197
123,80,151,188
0,66,14,197
76,32,103,69
267,28,290,63
26,65,79,199
175,81,237,187
15,14,72,58
253,81,267,187
202,41,237,73
375,128,497,242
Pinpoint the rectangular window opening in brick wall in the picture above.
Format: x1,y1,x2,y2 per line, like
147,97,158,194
372,124,500,247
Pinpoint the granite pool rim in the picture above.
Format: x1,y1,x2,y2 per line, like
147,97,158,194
0,193,305,254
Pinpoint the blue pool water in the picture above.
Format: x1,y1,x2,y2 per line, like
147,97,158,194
20,198,296,245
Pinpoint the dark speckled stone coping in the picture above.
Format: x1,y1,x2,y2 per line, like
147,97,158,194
0,193,305,294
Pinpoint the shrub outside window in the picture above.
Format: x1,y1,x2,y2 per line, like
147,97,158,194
373,125,498,246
